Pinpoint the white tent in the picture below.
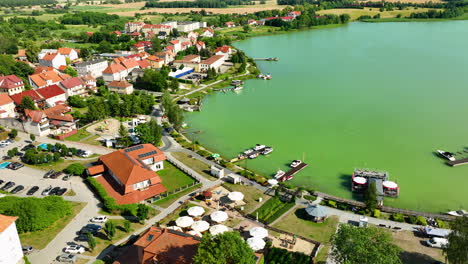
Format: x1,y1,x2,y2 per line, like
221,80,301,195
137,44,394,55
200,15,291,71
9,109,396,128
175,216,194,228
249,227,269,239
187,230,203,237
246,237,266,251
267,179,278,186
191,220,210,232
228,191,244,201
187,206,205,217
210,211,228,223
166,226,182,232
209,224,229,236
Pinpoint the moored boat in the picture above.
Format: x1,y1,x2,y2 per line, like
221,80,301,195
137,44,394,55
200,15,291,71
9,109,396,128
262,147,273,155
254,144,265,151
274,169,285,179
290,160,302,168
437,150,456,161
244,149,253,155
248,152,259,159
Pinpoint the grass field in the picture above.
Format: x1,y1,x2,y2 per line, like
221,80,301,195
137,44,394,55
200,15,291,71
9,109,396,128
251,196,295,224
317,7,438,21
222,182,268,213
171,152,217,180
19,202,86,249
158,161,196,192
153,183,202,208
66,128,92,142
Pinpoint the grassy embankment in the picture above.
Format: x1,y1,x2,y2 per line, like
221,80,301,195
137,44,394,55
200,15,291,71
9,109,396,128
171,152,218,180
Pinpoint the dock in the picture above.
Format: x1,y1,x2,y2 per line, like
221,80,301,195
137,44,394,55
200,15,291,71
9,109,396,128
278,163,308,182
213,87,237,92
447,158,468,166
254,57,279,61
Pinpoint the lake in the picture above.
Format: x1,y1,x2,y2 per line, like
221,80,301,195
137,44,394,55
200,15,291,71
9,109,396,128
185,21,468,212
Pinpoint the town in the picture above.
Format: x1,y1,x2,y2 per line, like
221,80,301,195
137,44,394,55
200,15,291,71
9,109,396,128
0,1,467,264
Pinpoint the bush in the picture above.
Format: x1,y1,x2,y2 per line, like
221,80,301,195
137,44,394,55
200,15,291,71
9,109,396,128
327,200,337,208
303,195,317,201
265,247,311,264
416,216,427,226
197,149,211,157
0,196,72,233
436,219,448,228
408,215,418,224
252,196,294,224
63,163,87,176
391,213,405,222
373,209,381,218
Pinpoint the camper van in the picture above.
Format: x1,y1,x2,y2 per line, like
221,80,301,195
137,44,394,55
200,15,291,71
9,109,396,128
426,237,449,248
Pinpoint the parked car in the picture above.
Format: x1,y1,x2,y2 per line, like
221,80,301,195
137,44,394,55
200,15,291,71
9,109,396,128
44,170,55,178
21,144,35,151
63,245,85,254
57,188,67,196
426,237,449,248
57,253,76,263
0,180,4,185
90,216,108,223
41,186,53,196
447,210,468,217
49,187,61,196
10,185,24,194
8,162,24,170
62,174,71,181
27,186,39,195
74,234,88,242
84,224,102,231
50,171,63,179
1,181,15,191
22,246,33,255
79,227,98,235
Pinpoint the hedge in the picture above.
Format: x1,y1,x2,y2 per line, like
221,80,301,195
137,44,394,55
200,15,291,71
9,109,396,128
303,195,317,201
0,196,72,233
265,247,311,264
252,196,295,224
391,213,405,222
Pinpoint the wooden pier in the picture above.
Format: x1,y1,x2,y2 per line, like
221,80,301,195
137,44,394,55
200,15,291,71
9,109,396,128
278,163,308,182
214,87,237,92
447,157,468,166
254,57,279,61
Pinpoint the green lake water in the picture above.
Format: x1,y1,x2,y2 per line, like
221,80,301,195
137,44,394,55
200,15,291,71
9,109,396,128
185,21,468,212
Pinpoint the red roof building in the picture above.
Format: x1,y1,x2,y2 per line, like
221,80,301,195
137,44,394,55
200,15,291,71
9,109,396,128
10,90,43,106
35,85,67,107
0,75,25,96
87,144,168,204
113,227,201,264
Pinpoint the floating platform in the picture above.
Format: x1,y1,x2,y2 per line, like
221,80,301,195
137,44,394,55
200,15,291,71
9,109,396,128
254,57,279,61
278,163,308,182
447,158,468,166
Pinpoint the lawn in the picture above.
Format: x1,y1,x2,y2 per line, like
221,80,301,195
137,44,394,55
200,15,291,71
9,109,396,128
27,157,98,172
171,152,217,180
80,135,102,146
153,183,202,208
317,7,437,21
222,183,269,214
157,161,196,192
66,128,92,142
251,196,295,224
19,202,86,249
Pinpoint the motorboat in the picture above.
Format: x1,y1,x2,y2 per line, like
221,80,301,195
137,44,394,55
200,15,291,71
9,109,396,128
262,147,273,155
248,152,259,159
447,210,468,217
274,169,285,179
290,160,302,168
436,150,456,161
244,149,254,155
254,144,265,151
233,86,243,91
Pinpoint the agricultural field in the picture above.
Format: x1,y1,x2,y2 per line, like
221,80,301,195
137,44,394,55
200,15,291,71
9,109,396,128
317,7,438,21
251,196,295,224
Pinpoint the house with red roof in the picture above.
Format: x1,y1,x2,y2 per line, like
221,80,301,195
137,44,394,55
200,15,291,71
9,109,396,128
247,19,258,26
0,75,25,96
43,104,77,139
35,85,67,107
124,21,146,33
132,41,153,53
215,45,233,60
38,52,66,69
80,74,97,93
16,49,27,61
0,94,16,118
168,40,182,53
0,214,24,264
147,56,164,69
29,70,69,89
108,80,134,95
201,28,214,38
130,32,141,39
113,227,201,264
154,51,175,65
60,77,86,97
58,47,79,61
141,24,172,35
10,90,43,109
200,55,226,72
87,144,168,204
289,11,302,17
137,59,151,70
225,21,236,28
102,63,128,83
23,109,50,136
196,41,206,52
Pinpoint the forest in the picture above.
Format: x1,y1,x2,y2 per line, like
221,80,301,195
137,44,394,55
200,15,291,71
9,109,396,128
145,0,254,8
0,0,56,7
60,11,121,25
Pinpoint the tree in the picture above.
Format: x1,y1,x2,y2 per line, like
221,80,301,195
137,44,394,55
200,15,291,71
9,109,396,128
161,90,172,113
117,123,131,147
123,220,131,232
29,134,35,142
169,78,179,92
136,119,162,146
7,147,18,158
64,163,87,176
87,232,96,252
9,129,18,139
193,232,256,264
104,221,116,241
331,224,402,264
168,104,184,131
19,96,37,110
444,216,468,264
63,66,78,77
364,181,378,212
97,40,114,53
67,95,87,108
243,24,252,33
80,47,91,59
137,204,149,222
151,36,162,52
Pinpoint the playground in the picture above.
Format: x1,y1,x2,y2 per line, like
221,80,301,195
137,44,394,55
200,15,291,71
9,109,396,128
86,118,120,137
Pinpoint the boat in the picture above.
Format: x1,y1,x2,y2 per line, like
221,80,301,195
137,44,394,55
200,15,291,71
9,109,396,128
264,74,272,80
274,169,285,179
436,150,456,161
447,210,468,217
253,144,265,151
244,149,253,155
248,152,259,159
290,160,302,168
233,86,243,91
262,147,273,155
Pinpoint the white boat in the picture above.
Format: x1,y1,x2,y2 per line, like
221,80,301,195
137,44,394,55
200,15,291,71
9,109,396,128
249,152,259,159
244,149,254,155
233,86,243,91
447,210,468,217
274,169,285,179
254,144,265,151
264,74,272,80
257,74,264,79
262,147,273,155
436,150,456,161
290,160,302,168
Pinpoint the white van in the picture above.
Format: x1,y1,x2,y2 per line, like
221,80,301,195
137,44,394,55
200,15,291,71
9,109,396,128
426,237,449,248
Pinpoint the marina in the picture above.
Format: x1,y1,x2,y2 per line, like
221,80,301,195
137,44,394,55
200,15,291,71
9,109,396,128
254,57,279,61
351,169,399,205
230,144,273,162
275,162,308,182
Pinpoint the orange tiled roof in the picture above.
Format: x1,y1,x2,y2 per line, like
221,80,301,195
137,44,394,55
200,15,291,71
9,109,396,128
43,104,73,122
58,47,74,55
17,49,27,57
0,75,23,89
137,59,151,69
102,63,126,74
108,80,132,88
0,94,13,106
215,45,231,53
30,70,68,87
201,55,225,65
25,109,46,123
87,165,105,175
120,58,139,69
147,55,163,62
0,214,18,233
42,52,58,61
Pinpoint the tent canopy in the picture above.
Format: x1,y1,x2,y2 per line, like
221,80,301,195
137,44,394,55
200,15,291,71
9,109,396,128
305,205,328,218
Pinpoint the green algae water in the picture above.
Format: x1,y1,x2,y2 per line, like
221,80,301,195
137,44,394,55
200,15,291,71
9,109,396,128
186,21,468,212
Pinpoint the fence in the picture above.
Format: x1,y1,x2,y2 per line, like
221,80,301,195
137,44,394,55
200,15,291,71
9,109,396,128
166,154,206,183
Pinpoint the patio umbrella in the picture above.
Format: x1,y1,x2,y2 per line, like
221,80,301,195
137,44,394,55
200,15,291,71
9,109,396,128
228,191,244,202
187,206,205,217
166,226,182,232
305,205,328,218
191,220,210,232
209,224,229,235
175,216,194,228
210,211,228,223
246,237,266,251
212,153,220,158
187,230,203,237
249,227,269,239
267,179,278,186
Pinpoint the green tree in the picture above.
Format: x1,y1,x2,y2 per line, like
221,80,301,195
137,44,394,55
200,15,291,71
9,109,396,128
123,220,131,232
117,123,131,147
243,24,252,33
168,104,184,131
161,89,172,113
169,78,179,92
64,163,87,176
19,96,37,110
97,40,114,53
80,47,91,59
136,119,162,146
136,204,149,222
364,181,378,212
444,216,468,264
7,147,18,158
87,232,96,252
331,224,402,264
104,220,116,241
63,66,77,77
193,232,256,264
151,36,162,52
9,129,18,139
29,134,35,142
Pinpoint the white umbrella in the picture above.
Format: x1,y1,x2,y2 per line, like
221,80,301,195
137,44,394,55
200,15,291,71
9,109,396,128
175,216,194,228
228,191,244,201
209,224,229,235
187,230,203,237
187,206,205,217
246,237,266,251
249,227,268,239
191,220,210,232
210,211,228,223
166,226,182,232
267,179,278,186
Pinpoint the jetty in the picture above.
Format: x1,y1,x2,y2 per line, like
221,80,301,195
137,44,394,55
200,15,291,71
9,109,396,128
447,157,468,166
254,57,279,61
277,163,308,182
213,87,237,92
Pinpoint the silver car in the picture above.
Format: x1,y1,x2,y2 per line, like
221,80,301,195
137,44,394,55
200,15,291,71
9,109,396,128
57,254,76,263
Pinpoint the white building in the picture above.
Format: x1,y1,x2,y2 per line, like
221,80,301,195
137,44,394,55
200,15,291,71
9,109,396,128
36,85,67,107
38,52,67,69
102,63,128,83
108,80,134,95
0,214,24,264
124,21,146,33
60,77,87,97
200,55,225,72
211,165,225,178
0,94,16,118
23,109,50,136
201,28,214,38
58,48,79,61
74,59,108,78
